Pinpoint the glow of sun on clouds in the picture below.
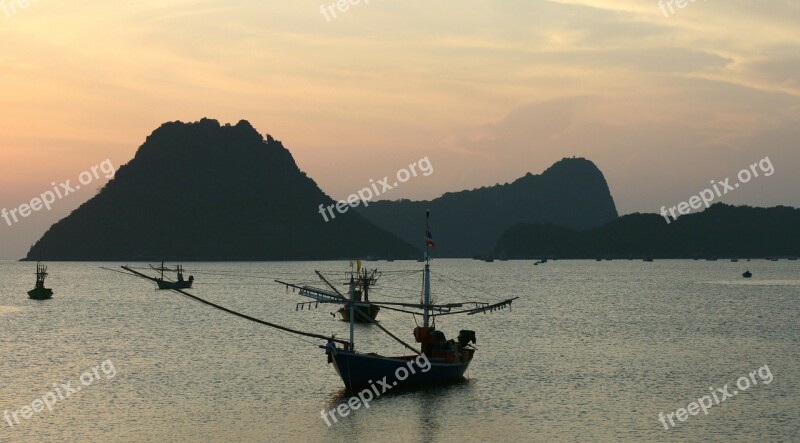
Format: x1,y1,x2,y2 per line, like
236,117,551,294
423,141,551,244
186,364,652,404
0,0,798,259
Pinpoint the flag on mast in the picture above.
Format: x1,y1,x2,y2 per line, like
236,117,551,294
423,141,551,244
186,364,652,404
425,210,436,248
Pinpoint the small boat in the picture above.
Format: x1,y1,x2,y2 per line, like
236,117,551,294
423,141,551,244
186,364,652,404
27,262,53,300
287,264,382,323
643,256,654,262
742,271,752,278
731,258,739,262
337,266,381,323
483,255,494,263
120,262,194,290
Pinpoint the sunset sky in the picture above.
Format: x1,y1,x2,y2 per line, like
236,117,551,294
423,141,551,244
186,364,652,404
1,0,799,258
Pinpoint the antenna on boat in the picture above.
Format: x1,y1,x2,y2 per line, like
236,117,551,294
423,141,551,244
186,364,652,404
423,210,433,328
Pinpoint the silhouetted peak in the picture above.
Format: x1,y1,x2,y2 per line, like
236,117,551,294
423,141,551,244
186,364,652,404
25,119,415,260
541,157,602,177
134,118,287,166
510,157,606,189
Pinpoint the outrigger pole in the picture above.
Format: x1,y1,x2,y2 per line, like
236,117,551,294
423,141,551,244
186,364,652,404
116,267,349,346
172,286,350,346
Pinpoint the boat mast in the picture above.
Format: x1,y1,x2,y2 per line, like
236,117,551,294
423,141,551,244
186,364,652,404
348,270,356,351
423,210,431,328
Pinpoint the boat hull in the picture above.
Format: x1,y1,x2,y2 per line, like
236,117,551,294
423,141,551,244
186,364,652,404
338,305,380,323
28,288,53,300
156,280,192,290
330,350,470,391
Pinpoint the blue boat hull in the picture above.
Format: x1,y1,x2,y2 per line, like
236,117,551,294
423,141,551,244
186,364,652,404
330,350,471,391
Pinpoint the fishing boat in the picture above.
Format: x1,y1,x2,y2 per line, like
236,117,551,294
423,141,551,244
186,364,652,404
289,266,382,323
28,262,53,300
278,211,518,390
121,262,194,290
742,271,753,278
338,267,381,322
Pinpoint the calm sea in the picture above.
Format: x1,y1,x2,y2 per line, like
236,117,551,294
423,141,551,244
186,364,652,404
0,260,798,442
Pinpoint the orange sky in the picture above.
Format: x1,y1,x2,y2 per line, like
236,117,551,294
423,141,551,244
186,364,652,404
1,1,799,258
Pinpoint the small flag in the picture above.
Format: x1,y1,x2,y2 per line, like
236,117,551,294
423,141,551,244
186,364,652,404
425,210,436,248
426,229,436,248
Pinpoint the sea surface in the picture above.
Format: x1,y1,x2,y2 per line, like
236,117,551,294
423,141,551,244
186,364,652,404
0,259,798,442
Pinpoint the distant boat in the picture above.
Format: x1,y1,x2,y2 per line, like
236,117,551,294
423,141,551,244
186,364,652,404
27,262,53,300
483,255,494,263
595,257,602,262
706,258,718,261
731,258,739,262
538,257,548,264
789,257,798,261
337,266,381,323
643,256,654,262
742,271,752,278
121,262,194,290
286,263,381,324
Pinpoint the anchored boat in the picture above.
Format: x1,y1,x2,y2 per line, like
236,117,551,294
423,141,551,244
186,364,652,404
278,211,517,390
28,262,53,300
121,262,194,290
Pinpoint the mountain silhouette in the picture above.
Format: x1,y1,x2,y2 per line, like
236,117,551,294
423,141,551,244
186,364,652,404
24,119,416,261
357,157,618,257
494,203,800,258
